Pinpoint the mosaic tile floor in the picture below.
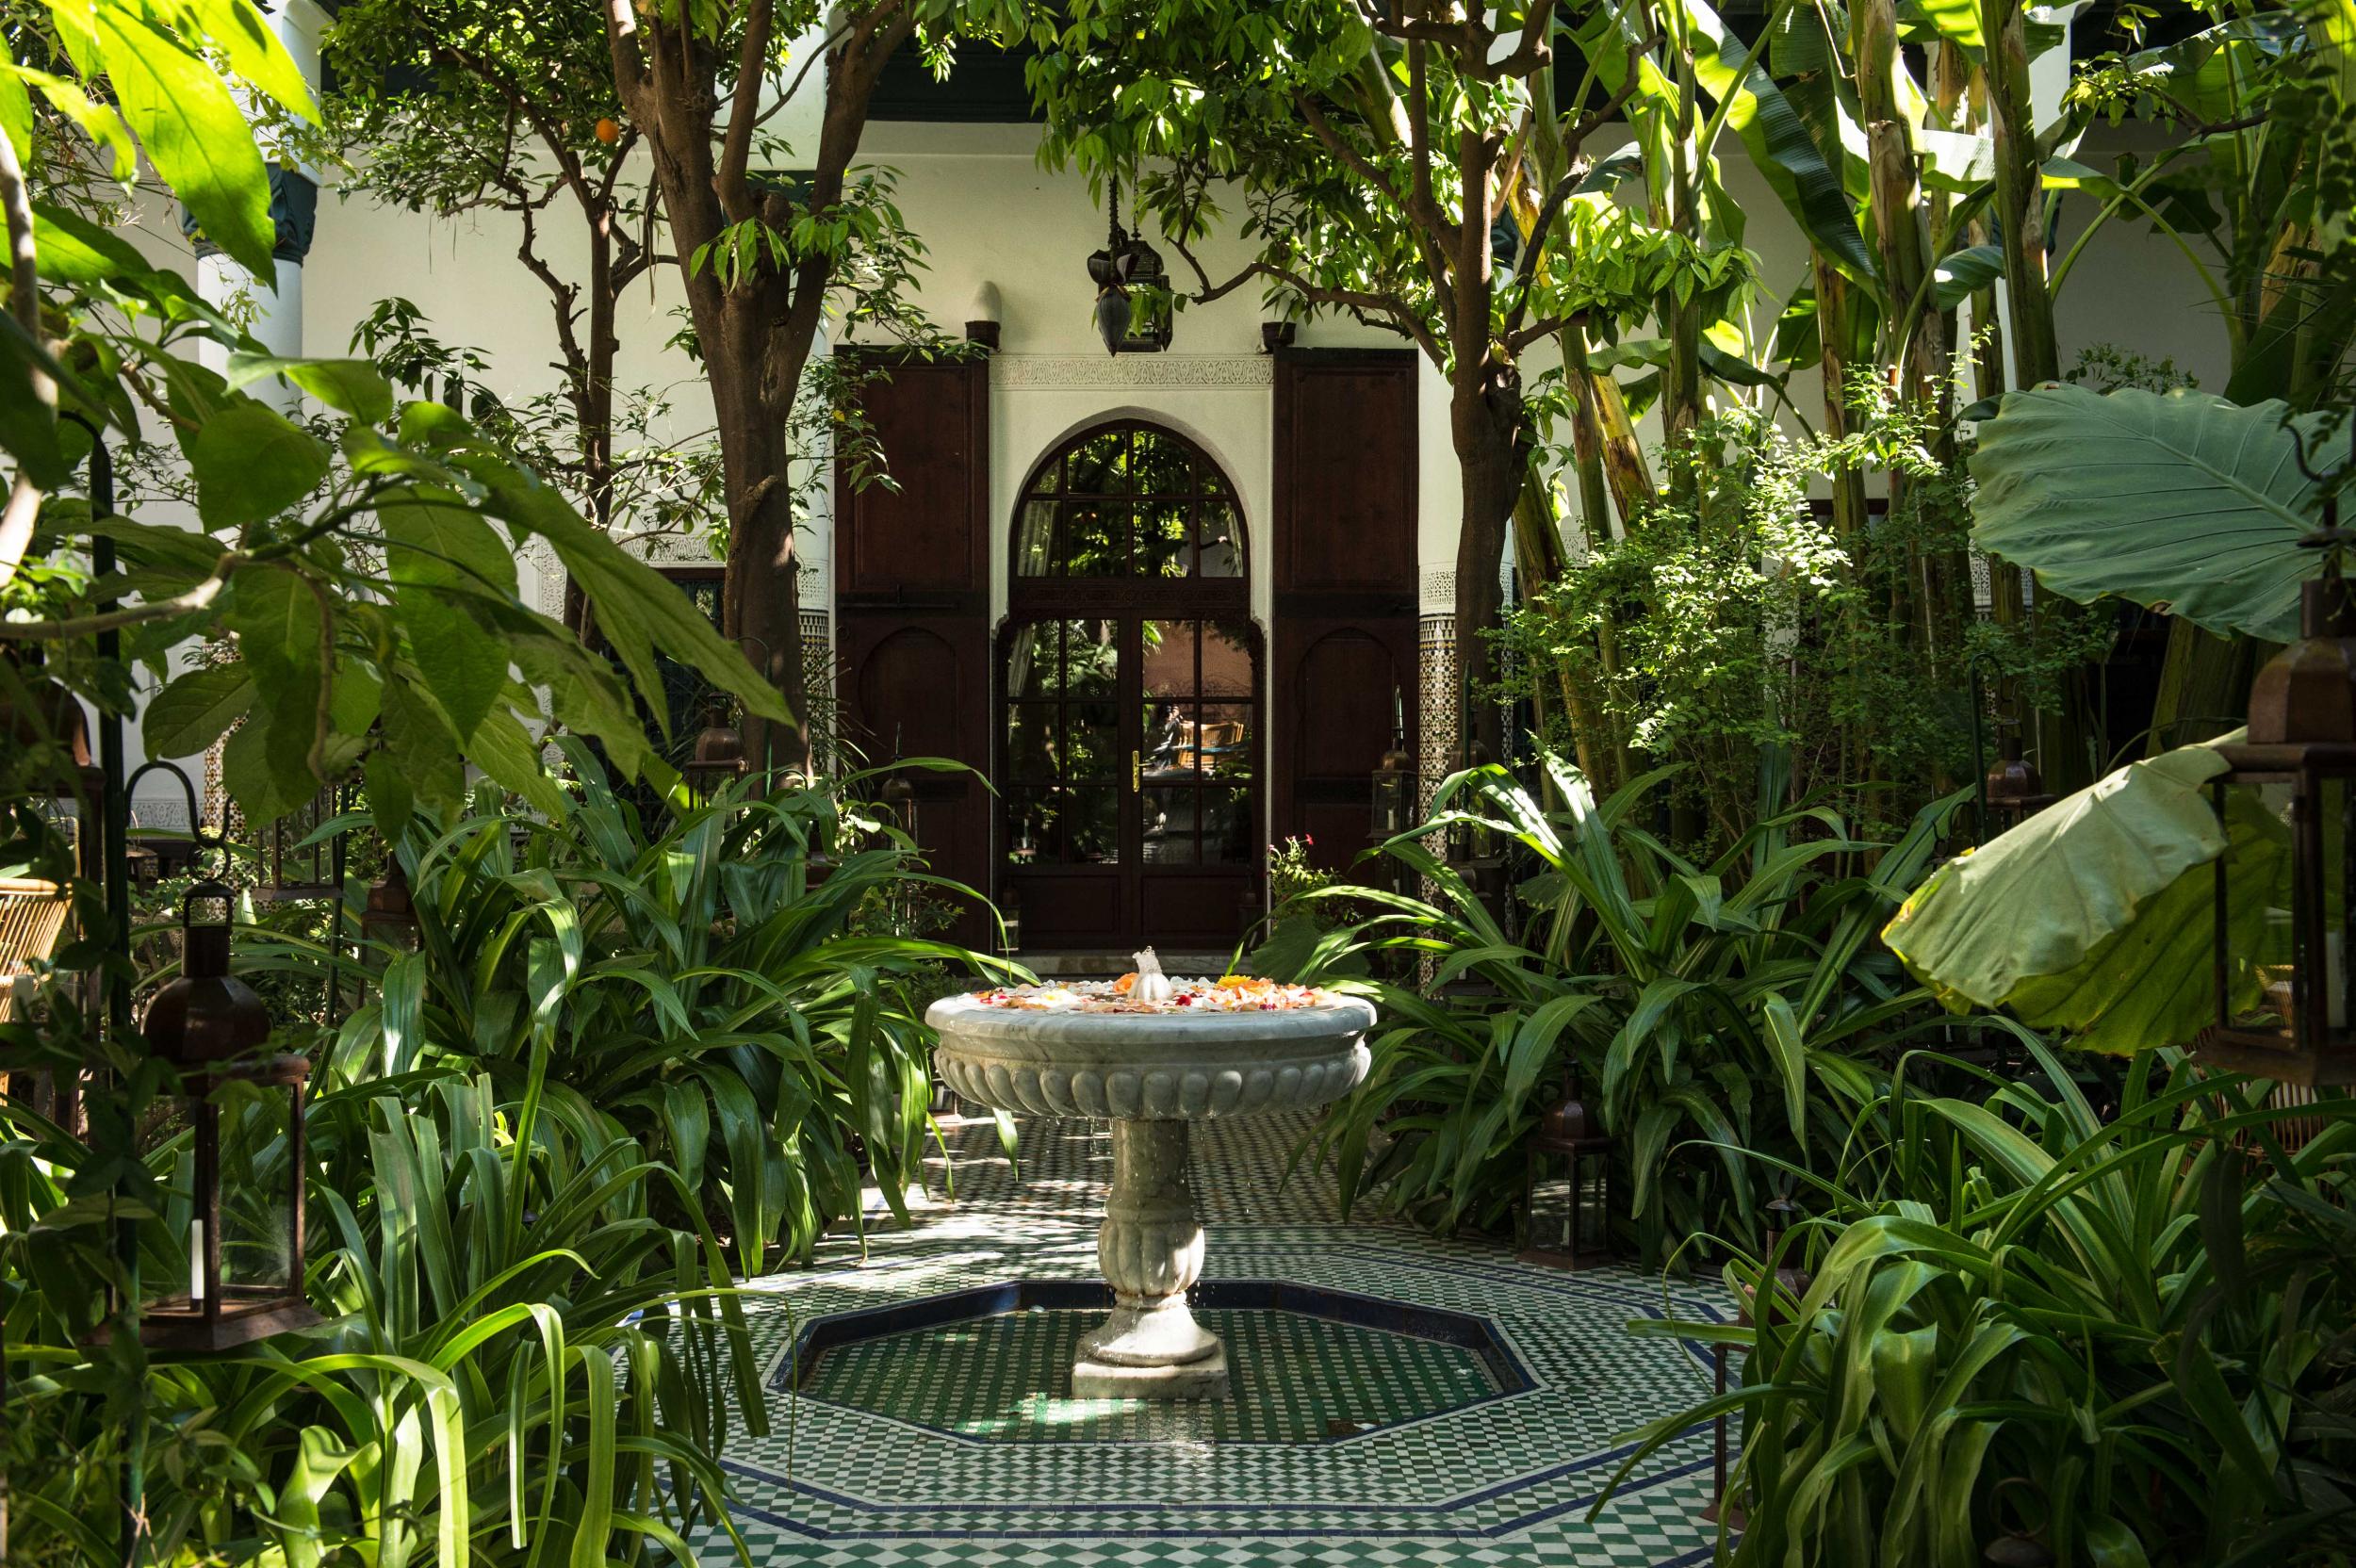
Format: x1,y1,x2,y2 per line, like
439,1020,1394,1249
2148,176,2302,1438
695,1111,1733,1567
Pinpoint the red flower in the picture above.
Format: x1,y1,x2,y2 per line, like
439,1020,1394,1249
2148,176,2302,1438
1302,834,1315,845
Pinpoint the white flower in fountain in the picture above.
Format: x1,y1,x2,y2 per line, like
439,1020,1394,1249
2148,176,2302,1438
1130,946,1175,1004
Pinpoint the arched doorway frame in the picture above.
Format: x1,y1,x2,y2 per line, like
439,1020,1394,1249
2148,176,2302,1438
994,418,1264,952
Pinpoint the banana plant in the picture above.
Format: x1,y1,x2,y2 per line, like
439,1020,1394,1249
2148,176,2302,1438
1284,748,1972,1264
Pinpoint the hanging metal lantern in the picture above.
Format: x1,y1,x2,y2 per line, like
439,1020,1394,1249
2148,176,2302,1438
2193,527,2356,1086
881,771,916,837
1086,174,1173,357
138,881,319,1350
1517,1077,1614,1270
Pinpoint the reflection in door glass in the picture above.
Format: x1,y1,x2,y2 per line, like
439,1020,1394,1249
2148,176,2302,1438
1204,787,1253,863
1068,787,1120,864
1142,787,1200,864
1199,505,1243,578
1203,621,1253,694
1141,619,1195,699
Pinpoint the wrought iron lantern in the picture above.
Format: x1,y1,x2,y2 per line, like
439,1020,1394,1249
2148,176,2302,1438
1517,1076,1614,1269
881,770,917,836
2192,526,2356,1086
139,881,319,1350
361,859,419,954
684,697,747,804
1983,725,2055,832
1086,174,1173,357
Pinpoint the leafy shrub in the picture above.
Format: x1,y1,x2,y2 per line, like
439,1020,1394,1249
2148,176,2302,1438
1287,750,1970,1265
0,1063,755,1566
1604,1044,2356,1566
254,746,1014,1270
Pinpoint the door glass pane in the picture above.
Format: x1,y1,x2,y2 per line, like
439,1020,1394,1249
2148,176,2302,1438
1065,429,1129,495
1137,501,1191,579
1067,787,1120,864
1007,622,1059,699
1006,703,1056,781
1199,504,1243,578
1203,621,1253,695
1064,503,1126,577
1067,703,1121,781
1203,787,1253,862
1061,620,1118,697
1197,702,1253,780
1014,499,1056,577
1141,620,1198,699
1005,788,1061,865
1131,433,1194,495
1141,787,1199,863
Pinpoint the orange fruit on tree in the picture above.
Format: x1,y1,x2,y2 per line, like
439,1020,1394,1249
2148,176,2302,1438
594,116,622,145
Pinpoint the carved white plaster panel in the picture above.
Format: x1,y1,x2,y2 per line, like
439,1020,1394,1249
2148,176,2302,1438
990,354,1274,391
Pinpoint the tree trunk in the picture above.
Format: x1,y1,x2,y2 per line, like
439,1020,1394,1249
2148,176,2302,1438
1450,368,1524,770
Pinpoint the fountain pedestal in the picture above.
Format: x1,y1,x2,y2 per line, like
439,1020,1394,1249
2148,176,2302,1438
1075,1119,1224,1397
926,992,1375,1401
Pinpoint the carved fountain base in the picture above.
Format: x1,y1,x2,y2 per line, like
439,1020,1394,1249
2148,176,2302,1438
1072,1119,1227,1399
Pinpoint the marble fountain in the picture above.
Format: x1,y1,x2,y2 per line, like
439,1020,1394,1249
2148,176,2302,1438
925,955,1374,1399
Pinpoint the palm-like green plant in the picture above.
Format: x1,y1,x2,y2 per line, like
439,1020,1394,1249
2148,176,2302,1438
1285,751,1969,1262
267,746,1019,1271
1603,1043,2356,1566
0,1065,759,1567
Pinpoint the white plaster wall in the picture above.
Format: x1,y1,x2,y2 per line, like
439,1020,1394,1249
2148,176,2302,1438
281,116,2249,667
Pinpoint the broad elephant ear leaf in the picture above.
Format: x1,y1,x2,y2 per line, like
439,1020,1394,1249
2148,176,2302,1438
1969,385,2330,644
1883,735,2289,1054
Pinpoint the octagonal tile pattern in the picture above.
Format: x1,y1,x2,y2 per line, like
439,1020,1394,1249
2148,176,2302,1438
692,1113,1733,1567
786,1279,1529,1446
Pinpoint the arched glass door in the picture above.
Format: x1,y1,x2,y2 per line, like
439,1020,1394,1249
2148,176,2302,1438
1000,423,1258,951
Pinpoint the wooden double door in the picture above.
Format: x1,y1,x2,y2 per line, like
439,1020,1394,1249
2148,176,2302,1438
999,612,1260,952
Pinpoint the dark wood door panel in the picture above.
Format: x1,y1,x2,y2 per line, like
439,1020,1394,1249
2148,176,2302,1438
834,352,992,947
1271,351,1418,594
835,356,990,599
1270,350,1419,883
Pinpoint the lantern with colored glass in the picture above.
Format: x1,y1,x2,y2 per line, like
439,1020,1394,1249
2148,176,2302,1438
139,881,320,1349
1517,1077,1614,1269
2192,527,2356,1087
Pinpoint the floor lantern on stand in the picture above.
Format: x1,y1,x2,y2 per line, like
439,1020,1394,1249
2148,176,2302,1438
1517,1072,1614,1270
137,874,321,1350
2191,518,2356,1086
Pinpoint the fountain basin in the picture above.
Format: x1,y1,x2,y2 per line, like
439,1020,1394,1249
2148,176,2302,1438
926,991,1375,1401
926,994,1376,1120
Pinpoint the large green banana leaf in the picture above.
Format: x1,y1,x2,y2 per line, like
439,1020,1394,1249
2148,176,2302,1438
1970,385,2331,644
1883,735,2289,1054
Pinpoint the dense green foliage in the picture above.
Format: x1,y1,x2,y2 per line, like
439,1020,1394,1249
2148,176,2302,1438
1603,1046,2356,1566
1281,751,1971,1266
1,1067,756,1566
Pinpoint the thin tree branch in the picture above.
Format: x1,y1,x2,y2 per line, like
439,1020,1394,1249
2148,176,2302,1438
716,0,774,220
